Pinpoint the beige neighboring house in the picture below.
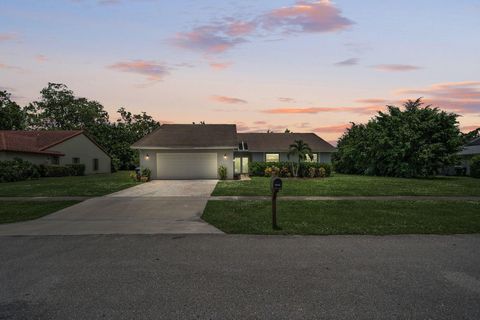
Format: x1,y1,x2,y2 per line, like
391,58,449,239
0,130,111,175
131,123,336,180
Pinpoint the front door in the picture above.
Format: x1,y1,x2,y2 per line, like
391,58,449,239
234,156,250,174
241,157,249,174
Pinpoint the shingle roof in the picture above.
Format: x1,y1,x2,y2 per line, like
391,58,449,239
237,133,336,152
0,130,84,156
131,124,238,149
467,137,480,146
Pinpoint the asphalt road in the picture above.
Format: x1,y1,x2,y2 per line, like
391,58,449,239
1,234,480,319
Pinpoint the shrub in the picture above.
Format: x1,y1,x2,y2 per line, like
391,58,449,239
66,164,85,176
250,161,332,178
0,158,40,182
299,162,332,178
471,156,480,178
218,165,227,180
111,156,120,173
265,166,280,177
141,168,152,181
44,165,71,177
318,167,326,178
308,167,316,178
279,166,291,178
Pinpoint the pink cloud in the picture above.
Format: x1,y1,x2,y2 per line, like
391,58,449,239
225,21,256,36
171,1,353,54
35,54,48,63
262,105,381,114
355,98,387,104
334,58,358,66
395,81,480,114
209,61,233,70
253,120,268,125
278,97,296,103
372,64,421,72
210,95,247,104
261,0,354,33
171,25,246,54
313,123,350,133
0,33,16,42
461,125,479,132
108,60,169,81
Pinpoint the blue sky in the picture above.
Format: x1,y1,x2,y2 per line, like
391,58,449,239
1,0,479,142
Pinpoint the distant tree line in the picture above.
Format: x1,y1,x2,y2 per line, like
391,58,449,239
0,83,160,170
333,98,478,177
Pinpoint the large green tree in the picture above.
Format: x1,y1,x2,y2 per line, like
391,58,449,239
25,83,160,170
334,98,463,177
26,83,109,130
0,90,25,130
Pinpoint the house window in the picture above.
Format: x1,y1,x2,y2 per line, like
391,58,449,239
265,153,279,162
72,157,80,164
51,156,60,165
306,153,318,162
93,158,99,171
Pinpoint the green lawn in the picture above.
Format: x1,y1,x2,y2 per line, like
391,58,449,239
202,200,480,235
0,201,80,224
212,174,480,196
0,171,140,197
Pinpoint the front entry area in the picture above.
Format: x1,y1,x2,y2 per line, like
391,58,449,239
157,153,217,179
234,156,249,175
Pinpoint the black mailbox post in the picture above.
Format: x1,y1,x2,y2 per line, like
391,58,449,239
270,177,282,229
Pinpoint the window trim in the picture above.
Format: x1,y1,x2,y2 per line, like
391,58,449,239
72,157,80,164
265,153,280,162
93,158,99,171
51,156,60,165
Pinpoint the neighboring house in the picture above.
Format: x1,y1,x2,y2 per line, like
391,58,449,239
457,137,480,175
0,130,111,175
132,124,336,180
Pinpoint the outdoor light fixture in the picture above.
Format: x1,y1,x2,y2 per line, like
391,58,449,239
223,153,227,159
145,154,150,160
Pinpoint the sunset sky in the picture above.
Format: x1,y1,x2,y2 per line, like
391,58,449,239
1,0,479,144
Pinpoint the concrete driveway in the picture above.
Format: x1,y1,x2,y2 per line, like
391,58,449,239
0,180,222,235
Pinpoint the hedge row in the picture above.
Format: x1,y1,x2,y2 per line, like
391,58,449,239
0,158,86,183
249,161,332,178
0,158,40,182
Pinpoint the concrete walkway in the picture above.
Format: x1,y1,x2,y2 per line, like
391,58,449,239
0,180,222,236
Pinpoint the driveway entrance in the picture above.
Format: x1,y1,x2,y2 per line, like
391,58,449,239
0,180,222,235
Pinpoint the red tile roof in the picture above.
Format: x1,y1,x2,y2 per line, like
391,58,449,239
0,130,84,156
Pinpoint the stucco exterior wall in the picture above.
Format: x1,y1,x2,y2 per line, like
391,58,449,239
139,149,234,180
0,151,50,165
46,134,111,175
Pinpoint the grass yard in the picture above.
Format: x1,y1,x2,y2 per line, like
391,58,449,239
0,201,80,224
0,171,140,197
212,174,480,197
202,200,480,235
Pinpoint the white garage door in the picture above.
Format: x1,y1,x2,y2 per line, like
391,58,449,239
156,153,218,179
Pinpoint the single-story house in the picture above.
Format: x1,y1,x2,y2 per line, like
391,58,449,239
131,124,336,180
457,137,480,175
0,130,111,175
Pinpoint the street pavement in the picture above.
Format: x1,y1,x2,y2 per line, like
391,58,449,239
1,234,479,319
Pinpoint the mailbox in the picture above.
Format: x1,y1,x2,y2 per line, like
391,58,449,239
270,177,282,193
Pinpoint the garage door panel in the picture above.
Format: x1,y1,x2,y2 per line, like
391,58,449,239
156,153,217,179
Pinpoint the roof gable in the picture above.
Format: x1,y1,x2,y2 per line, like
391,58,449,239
0,130,83,156
131,124,238,149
